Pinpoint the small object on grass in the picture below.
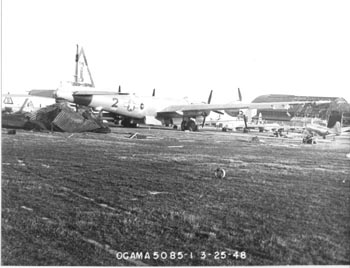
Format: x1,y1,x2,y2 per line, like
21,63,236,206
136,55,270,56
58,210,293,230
7,129,16,135
128,133,147,139
21,205,33,211
251,136,260,143
129,133,138,139
214,168,226,179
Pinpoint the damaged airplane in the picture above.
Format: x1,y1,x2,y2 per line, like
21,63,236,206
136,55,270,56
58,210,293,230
29,45,331,132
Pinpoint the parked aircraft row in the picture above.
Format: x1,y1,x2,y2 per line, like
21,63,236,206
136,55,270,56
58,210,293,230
5,45,347,138
28,45,332,132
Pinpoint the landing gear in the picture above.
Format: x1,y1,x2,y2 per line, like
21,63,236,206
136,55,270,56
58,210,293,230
181,118,198,131
121,118,138,128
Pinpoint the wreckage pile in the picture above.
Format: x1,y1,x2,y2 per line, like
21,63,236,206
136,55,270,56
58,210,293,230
3,103,111,133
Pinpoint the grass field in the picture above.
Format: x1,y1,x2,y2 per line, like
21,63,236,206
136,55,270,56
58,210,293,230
2,127,350,265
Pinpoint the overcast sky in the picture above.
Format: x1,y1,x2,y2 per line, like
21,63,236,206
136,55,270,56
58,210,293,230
2,0,350,103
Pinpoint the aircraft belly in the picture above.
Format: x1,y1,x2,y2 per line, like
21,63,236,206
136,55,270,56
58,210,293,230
73,95,93,106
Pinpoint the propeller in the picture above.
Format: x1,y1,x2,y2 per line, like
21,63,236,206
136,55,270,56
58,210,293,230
118,85,121,93
238,88,242,102
202,90,213,127
207,89,213,104
243,114,248,130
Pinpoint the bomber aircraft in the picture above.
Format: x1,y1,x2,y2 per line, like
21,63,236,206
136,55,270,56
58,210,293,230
29,45,331,131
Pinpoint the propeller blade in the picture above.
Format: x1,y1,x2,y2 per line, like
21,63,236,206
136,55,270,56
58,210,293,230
118,85,121,93
208,90,213,104
202,116,206,128
243,114,248,129
152,88,155,97
238,88,242,102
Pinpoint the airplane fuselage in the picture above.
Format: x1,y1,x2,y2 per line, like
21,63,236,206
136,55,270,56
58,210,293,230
57,90,205,126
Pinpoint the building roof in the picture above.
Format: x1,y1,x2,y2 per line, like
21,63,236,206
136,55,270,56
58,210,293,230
251,94,350,121
251,94,343,103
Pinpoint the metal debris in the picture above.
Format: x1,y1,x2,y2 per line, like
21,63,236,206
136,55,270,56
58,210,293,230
2,103,111,133
128,133,147,139
214,168,226,179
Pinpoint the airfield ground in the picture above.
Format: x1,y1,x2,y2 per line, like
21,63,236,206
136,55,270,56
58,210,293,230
2,126,350,265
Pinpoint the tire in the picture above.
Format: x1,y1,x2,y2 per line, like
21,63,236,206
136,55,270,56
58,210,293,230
187,120,197,131
181,121,186,131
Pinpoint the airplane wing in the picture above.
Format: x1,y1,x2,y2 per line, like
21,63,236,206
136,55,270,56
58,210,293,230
71,91,124,95
29,90,57,98
29,89,128,97
157,101,331,117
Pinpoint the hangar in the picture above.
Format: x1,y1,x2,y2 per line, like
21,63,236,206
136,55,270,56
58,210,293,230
251,94,350,127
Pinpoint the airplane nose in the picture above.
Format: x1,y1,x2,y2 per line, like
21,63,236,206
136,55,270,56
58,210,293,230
56,90,74,102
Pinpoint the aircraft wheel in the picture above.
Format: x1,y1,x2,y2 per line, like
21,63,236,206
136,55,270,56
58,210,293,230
187,120,198,132
121,119,136,128
181,121,186,131
121,119,129,127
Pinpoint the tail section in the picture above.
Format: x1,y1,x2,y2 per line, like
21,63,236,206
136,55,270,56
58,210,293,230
29,45,94,101
224,88,244,117
327,110,342,135
73,45,95,87
331,121,342,135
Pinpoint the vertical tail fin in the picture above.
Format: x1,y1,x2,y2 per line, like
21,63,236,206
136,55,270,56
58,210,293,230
327,110,342,128
332,121,342,135
326,111,342,135
72,45,95,87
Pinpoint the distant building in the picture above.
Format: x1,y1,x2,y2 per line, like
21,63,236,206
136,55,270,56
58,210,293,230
251,94,350,127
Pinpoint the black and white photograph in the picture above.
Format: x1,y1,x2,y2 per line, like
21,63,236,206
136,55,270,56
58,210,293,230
1,0,350,266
